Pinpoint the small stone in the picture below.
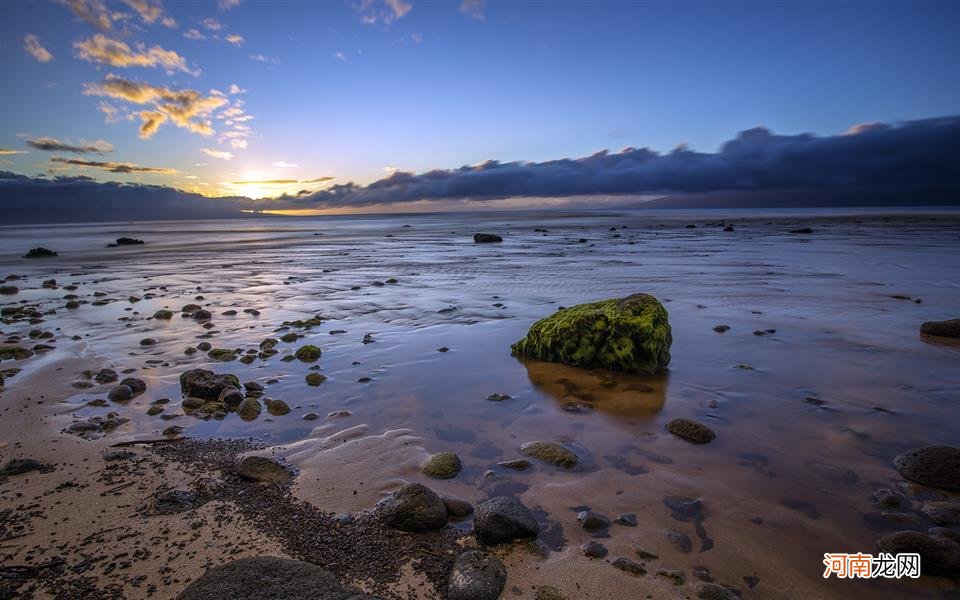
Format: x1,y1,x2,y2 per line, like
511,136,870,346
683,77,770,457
616,513,638,527
153,310,174,320
921,319,960,338
581,541,608,558
922,501,960,526
657,569,686,586
577,510,611,531
294,345,321,362
612,557,645,576
665,418,716,444
0,458,44,476
473,233,503,243
440,494,474,519
305,373,327,386
697,583,738,600
107,384,133,402
520,441,578,468
713,325,730,333
894,446,960,491
265,398,291,416
218,386,244,408
421,452,462,479
497,459,531,470
635,546,659,560
486,393,512,401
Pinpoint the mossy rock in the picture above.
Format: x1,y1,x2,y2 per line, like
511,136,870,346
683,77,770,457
237,398,262,420
421,452,462,479
511,293,671,374
294,345,321,362
520,441,578,468
0,345,34,361
265,398,291,416
153,310,174,320
207,348,238,361
305,373,327,386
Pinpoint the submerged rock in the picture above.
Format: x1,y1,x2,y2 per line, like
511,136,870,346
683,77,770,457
236,398,262,420
894,446,960,491
447,551,506,600
520,441,578,468
378,483,448,532
294,345,322,362
473,496,539,545
920,319,960,338
421,452,463,479
666,418,716,444
581,541,608,558
511,293,671,374
305,373,327,386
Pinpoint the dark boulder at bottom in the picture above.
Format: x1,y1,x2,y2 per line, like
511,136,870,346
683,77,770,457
447,550,506,600
176,556,382,600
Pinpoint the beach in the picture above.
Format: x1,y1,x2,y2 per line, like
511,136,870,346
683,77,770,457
1,208,959,599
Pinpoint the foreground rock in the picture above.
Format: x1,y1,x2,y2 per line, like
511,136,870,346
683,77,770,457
520,441,578,468
378,483,448,532
511,293,671,374
665,418,716,444
179,369,241,400
176,556,381,600
473,496,539,545
921,319,960,338
236,456,292,484
473,233,503,243
877,531,960,576
447,551,506,600
894,446,960,491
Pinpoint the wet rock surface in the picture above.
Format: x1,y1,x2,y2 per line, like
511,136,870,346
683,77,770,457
473,496,539,545
519,441,578,468
894,445,960,490
377,483,448,532
446,551,506,600
665,418,716,444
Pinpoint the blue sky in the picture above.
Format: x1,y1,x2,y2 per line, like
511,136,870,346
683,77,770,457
1,0,959,202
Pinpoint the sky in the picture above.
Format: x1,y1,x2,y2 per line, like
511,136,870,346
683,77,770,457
1,0,959,218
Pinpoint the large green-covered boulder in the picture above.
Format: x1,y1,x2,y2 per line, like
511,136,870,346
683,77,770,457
511,293,671,374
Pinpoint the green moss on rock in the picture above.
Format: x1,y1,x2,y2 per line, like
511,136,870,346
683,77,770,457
294,345,321,362
421,452,462,479
511,293,671,374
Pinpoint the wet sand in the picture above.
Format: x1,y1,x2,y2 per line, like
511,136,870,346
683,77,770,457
1,209,959,598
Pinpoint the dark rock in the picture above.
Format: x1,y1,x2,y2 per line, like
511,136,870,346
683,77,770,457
236,456,292,484
634,546,659,559
930,528,960,545
877,530,960,576
667,529,692,554
378,483,448,532
497,459,531,471
447,551,506,600
577,510,611,531
616,513,638,527
894,445,960,490
666,418,716,444
922,501,960,526
473,233,503,243
120,377,146,395
107,384,133,402
23,247,57,258
113,237,145,246
0,286,17,295
788,227,813,234
294,345,322,362
0,458,44,476
265,398,291,416
696,583,738,600
657,569,686,586
218,386,244,408
192,309,213,321
94,368,118,384
712,324,730,333
612,557,645,575
237,398,261,420
440,494,474,519
305,373,327,386
921,319,960,338
581,541,608,558
486,393,512,401
473,496,539,545
179,369,241,400
421,452,462,479
153,309,174,320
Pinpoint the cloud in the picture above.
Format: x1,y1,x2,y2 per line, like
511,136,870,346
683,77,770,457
83,74,228,138
218,0,240,11
0,149,29,155
59,0,118,32
358,0,411,25
121,0,176,27
459,0,485,20
137,111,167,139
200,148,233,160
74,34,197,75
249,53,278,64
229,139,247,149
50,157,178,174
202,18,223,30
183,28,206,40
24,35,54,63
229,84,247,94
229,177,332,185
286,115,960,208
272,161,297,168
225,33,245,45
333,51,347,61
25,136,114,154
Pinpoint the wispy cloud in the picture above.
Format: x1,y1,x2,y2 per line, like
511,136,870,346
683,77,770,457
50,156,177,174
121,0,176,27
0,149,29,156
228,84,247,94
358,0,411,25
74,34,197,75
24,34,54,63
200,148,233,160
183,28,206,41
333,51,347,61
272,161,297,168
218,0,240,11
26,136,113,154
459,0,485,20
59,0,118,32
137,111,166,139
83,75,227,138
225,33,245,45
202,17,223,30
249,53,278,64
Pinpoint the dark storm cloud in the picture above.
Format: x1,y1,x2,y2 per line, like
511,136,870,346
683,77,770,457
289,115,960,207
25,136,114,154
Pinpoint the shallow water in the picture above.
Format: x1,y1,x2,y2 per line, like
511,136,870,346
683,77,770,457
1,208,959,598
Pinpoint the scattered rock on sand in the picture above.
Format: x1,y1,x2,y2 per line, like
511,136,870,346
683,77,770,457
378,482,448,532
108,384,134,402
0,285,17,295
447,550,506,600
176,556,380,600
236,456,292,484
294,345,322,361
180,369,241,400
473,233,503,243
511,293,671,374
0,345,33,361
696,583,739,600
612,557,645,575
713,324,730,333
520,441,578,468
0,458,44,476
920,319,960,338
153,309,174,320
577,510,611,531
473,496,539,545
877,530,960,576
94,368,118,384
894,445,960,490
421,452,462,479
23,247,57,258
666,418,716,444
921,501,960,526
617,513,638,527
581,541,608,558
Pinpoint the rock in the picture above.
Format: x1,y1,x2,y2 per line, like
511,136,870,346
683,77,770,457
667,529,692,554
107,384,133,402
218,386,245,408
244,381,264,393
788,227,813,234
486,393,512,401
265,398,291,416
94,368,118,384
617,513,638,527
146,405,164,416
713,324,730,333
922,501,960,526
440,494,474,519
520,441,578,468
179,369,241,400
634,546,659,559
447,551,506,600
877,530,960,576
696,583,738,600
533,586,565,600
0,285,17,295
305,373,327,386
894,445,960,490
378,483,448,532
182,397,206,409
612,557,645,576
153,309,174,320
665,418,716,444
120,377,146,395
208,348,236,361
511,293,671,374
192,309,212,321
197,342,212,351
577,510,611,531
140,337,157,346
0,458,44,476
581,541,608,558
23,247,57,258
113,237,144,246
176,556,379,600
280,332,300,343
473,496,539,545
237,398,262,420
473,233,503,243
103,451,134,462
294,345,322,362
657,569,686,586
236,456,292,484
0,345,33,361
497,459,531,470
921,319,960,338
931,528,960,545
421,452,462,479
